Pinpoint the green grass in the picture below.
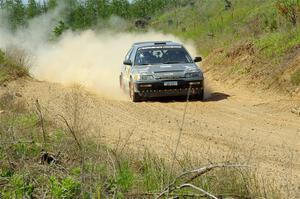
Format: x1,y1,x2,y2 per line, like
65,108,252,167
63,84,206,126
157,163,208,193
153,0,277,54
255,28,300,59
152,0,299,59
291,68,300,85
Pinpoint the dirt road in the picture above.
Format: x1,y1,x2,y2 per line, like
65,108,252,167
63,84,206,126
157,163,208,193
3,73,300,190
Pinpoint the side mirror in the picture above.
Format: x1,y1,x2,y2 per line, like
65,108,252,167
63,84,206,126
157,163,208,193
194,57,202,62
123,59,132,66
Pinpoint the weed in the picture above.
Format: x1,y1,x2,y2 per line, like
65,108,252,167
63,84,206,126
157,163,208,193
291,68,300,85
49,176,81,199
116,162,134,192
2,174,35,199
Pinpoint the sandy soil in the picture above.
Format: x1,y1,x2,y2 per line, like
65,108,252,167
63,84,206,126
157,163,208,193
2,73,300,193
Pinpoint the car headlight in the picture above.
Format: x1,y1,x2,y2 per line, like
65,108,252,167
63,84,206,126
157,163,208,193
185,72,201,78
134,74,155,81
140,75,155,81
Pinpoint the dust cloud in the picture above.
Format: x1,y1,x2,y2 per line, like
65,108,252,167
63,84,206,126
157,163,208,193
0,10,198,100
31,30,195,100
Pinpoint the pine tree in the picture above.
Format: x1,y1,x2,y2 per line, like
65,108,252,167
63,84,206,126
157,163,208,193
27,0,40,18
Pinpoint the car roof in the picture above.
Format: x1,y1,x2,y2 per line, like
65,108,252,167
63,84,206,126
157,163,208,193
132,41,182,48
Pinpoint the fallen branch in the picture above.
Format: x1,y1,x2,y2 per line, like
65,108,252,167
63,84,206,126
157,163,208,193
156,163,248,199
126,191,245,198
126,192,206,198
178,183,218,199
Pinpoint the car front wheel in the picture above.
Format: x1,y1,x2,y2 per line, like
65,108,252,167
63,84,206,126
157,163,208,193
196,89,204,101
129,80,142,102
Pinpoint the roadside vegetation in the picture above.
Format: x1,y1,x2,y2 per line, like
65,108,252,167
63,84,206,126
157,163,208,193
151,0,300,93
0,48,29,83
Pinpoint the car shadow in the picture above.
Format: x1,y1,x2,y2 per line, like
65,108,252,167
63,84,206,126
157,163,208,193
143,92,230,103
204,92,231,102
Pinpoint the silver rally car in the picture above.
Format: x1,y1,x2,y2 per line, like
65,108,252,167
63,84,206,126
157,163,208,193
120,41,204,102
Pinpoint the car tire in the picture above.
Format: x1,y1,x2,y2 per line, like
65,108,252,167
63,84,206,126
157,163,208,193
196,89,205,101
129,80,142,102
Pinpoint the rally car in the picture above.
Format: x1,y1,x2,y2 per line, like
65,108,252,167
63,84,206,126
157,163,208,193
120,41,204,102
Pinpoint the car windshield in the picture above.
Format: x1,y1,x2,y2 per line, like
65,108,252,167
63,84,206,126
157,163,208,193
134,46,193,66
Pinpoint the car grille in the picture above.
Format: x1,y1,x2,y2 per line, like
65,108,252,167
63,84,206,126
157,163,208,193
154,71,184,79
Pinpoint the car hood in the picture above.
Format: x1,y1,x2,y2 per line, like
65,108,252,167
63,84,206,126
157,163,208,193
134,63,201,75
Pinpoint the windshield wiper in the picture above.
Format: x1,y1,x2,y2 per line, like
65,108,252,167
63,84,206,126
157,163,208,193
163,61,183,64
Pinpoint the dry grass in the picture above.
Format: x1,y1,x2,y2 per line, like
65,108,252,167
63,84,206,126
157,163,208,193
0,47,30,83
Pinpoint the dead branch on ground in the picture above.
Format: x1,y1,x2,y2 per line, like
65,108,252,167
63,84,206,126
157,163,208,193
156,163,248,199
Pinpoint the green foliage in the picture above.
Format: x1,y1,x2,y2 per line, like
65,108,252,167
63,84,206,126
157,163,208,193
116,162,134,192
4,0,26,30
255,28,300,58
70,167,81,177
27,0,41,18
0,166,14,178
49,176,81,199
2,174,35,199
0,0,173,32
53,21,69,38
291,68,300,85
48,0,57,10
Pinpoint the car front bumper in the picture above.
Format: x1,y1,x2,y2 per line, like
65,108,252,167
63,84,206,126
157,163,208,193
135,80,204,98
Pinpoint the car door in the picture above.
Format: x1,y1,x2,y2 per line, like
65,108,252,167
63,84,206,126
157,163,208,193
124,47,135,87
122,47,133,87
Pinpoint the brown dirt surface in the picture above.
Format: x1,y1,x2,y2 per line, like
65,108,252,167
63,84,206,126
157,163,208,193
1,71,300,194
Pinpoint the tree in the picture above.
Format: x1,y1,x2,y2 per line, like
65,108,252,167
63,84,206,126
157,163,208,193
0,0,5,8
53,20,68,37
48,0,57,10
3,0,26,30
111,0,130,18
27,0,40,18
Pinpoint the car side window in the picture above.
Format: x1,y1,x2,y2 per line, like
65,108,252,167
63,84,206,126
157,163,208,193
125,48,133,61
129,48,136,64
